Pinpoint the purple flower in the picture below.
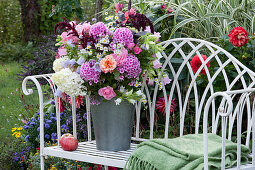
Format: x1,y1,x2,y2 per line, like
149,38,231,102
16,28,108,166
37,127,40,131
51,117,57,121
23,125,29,130
116,55,141,78
80,62,101,83
51,133,57,141
50,113,55,117
153,60,162,69
25,135,29,141
69,59,76,66
77,57,85,65
45,134,50,139
55,89,62,97
90,22,108,37
45,124,50,129
92,18,97,22
93,62,101,72
83,112,87,120
46,119,52,124
163,75,171,85
61,125,69,132
113,28,134,46
30,122,36,126
66,117,72,125
66,40,75,47
76,66,81,74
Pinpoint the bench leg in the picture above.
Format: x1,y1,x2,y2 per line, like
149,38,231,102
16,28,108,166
40,155,44,170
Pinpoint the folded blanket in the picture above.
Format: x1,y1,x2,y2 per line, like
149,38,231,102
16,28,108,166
125,133,250,170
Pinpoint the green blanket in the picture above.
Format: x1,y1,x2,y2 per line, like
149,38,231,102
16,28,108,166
125,134,250,170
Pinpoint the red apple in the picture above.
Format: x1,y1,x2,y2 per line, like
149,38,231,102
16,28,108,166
59,133,78,151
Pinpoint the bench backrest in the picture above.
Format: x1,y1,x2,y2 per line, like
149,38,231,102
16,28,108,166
133,38,255,147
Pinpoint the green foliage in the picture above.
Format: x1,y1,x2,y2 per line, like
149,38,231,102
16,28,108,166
49,0,84,20
0,0,23,44
0,42,34,62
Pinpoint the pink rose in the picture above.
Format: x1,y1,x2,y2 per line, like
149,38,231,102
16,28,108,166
98,86,116,100
127,43,135,49
153,60,162,69
134,46,142,54
113,48,127,66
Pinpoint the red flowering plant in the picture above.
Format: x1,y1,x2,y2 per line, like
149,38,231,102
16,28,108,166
217,26,255,72
51,3,171,106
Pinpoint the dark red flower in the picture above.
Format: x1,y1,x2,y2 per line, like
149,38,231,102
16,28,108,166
156,97,177,115
161,4,167,10
228,27,249,47
190,54,210,75
68,96,85,109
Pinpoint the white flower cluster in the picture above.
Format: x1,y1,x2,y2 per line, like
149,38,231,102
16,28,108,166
51,68,87,97
53,56,68,72
154,78,163,90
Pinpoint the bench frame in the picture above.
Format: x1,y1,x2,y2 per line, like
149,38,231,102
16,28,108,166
22,38,255,170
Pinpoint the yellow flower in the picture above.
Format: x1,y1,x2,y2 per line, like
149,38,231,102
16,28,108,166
12,128,17,132
15,132,21,138
17,127,23,130
12,132,17,136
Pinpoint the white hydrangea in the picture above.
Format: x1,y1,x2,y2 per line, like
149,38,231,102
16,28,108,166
51,68,86,96
53,56,68,72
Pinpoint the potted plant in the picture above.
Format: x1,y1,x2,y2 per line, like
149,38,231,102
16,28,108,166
51,3,170,151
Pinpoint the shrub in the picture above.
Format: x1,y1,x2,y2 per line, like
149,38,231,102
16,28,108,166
0,42,34,62
18,34,57,84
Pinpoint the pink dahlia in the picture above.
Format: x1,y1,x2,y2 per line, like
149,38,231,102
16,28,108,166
113,28,134,46
90,22,108,37
156,97,177,115
116,55,141,78
80,62,101,83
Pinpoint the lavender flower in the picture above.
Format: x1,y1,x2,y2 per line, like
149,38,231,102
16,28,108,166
77,57,85,65
45,134,50,139
45,124,50,129
51,133,57,141
23,125,29,130
25,135,29,141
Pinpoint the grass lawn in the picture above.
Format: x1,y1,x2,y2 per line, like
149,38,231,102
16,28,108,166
0,62,39,142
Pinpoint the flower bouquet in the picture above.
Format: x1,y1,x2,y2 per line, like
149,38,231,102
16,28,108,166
52,4,169,151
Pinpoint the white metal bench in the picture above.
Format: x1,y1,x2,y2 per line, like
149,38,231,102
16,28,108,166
22,38,255,170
